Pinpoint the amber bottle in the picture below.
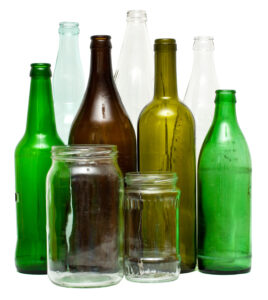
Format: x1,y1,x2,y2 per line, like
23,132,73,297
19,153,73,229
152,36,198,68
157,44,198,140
69,35,136,174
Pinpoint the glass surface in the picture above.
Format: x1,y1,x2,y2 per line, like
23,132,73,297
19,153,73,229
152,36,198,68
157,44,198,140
53,22,85,144
69,35,136,175
114,10,154,133
138,39,196,273
15,64,63,274
124,172,181,282
184,36,219,158
198,90,251,274
47,145,124,287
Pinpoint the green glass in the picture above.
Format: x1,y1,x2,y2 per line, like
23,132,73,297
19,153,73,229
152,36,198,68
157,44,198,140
15,63,63,274
198,90,251,274
138,39,196,273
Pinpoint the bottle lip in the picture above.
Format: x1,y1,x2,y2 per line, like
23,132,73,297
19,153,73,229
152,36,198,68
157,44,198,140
215,90,236,103
194,36,214,41
52,145,117,161
154,38,177,51
127,10,147,22
59,22,79,35
216,89,236,94
90,35,112,49
193,36,215,51
125,171,178,186
30,63,51,77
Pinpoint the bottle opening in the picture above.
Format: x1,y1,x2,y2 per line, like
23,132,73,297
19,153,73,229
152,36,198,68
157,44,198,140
193,36,215,51
30,63,51,77
127,10,147,22
59,22,79,35
52,145,117,161
154,39,177,51
90,35,112,48
215,90,236,103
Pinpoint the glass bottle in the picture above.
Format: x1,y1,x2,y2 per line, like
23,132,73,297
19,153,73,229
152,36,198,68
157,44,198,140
53,22,85,144
114,10,154,133
15,63,63,274
47,145,124,287
124,172,181,282
184,36,219,157
198,90,251,274
69,35,136,175
138,39,196,273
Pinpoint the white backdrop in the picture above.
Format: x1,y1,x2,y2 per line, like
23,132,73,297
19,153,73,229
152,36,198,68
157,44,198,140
1,0,267,299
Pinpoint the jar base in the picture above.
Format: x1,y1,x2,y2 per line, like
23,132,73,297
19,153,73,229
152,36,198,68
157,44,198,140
124,257,180,283
48,271,123,288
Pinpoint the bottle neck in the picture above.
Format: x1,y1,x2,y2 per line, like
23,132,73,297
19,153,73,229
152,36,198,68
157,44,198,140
89,47,113,79
25,76,58,135
154,49,178,99
212,92,237,124
58,34,80,58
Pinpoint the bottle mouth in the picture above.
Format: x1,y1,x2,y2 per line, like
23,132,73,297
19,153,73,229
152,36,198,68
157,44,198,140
52,145,117,161
127,10,147,22
215,90,236,103
59,22,79,35
154,38,177,51
30,63,51,77
125,171,178,186
193,36,215,51
90,35,112,49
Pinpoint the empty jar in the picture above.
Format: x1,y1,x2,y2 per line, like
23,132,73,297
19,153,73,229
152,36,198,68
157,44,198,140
124,172,181,283
46,145,124,288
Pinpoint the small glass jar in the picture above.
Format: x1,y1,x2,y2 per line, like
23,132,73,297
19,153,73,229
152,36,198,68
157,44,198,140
46,145,124,288
124,172,181,283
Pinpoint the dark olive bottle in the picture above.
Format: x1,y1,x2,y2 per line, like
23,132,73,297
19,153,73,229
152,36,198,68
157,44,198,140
69,35,136,174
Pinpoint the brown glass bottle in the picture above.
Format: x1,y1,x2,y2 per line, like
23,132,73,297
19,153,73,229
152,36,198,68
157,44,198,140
69,35,136,174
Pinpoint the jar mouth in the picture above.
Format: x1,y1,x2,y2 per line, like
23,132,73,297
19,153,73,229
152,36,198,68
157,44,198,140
125,172,178,186
52,145,117,161
127,10,147,22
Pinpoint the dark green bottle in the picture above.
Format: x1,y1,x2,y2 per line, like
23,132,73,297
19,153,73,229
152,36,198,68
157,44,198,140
198,90,251,274
15,63,63,274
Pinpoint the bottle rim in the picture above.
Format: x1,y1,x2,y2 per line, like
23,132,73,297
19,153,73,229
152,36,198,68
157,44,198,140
59,22,79,35
52,145,118,161
216,89,236,94
125,171,178,186
194,36,214,41
127,10,147,22
90,35,112,48
215,90,236,103
154,38,177,51
30,63,51,77
193,36,215,51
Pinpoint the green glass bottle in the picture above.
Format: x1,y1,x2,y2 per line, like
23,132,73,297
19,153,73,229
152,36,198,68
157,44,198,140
198,90,251,274
15,63,63,274
138,39,196,273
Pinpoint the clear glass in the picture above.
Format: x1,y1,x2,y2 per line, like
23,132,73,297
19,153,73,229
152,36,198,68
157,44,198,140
124,172,181,283
53,22,85,144
184,36,219,157
15,64,63,274
114,10,154,133
46,145,124,287
198,90,251,274
138,39,196,273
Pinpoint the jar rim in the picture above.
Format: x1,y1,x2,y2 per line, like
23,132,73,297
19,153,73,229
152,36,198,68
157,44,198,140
125,171,178,186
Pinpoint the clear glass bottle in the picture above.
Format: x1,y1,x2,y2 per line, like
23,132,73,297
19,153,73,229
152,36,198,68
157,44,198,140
114,10,154,133
184,36,219,156
47,145,124,287
124,172,181,283
53,22,85,144
198,90,251,274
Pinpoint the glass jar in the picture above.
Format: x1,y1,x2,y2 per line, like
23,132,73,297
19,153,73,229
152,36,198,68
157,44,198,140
46,145,124,288
124,172,181,283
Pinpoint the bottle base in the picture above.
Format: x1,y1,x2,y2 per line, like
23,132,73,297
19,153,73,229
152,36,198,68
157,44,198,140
199,267,250,275
180,262,196,274
124,257,180,283
48,271,123,288
16,263,47,275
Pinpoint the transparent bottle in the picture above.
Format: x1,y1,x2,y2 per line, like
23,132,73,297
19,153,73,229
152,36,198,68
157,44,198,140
184,36,219,156
53,22,85,144
114,10,154,133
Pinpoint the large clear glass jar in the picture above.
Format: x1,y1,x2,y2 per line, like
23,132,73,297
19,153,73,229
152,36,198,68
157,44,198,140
124,172,181,283
46,145,124,288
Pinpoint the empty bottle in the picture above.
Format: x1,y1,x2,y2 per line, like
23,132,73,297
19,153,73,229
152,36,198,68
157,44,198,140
53,22,85,144
15,63,63,274
198,90,251,274
184,36,219,156
69,35,136,175
115,10,154,133
138,39,196,273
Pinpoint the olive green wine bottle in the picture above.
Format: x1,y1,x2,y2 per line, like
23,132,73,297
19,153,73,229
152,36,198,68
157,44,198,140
138,39,196,273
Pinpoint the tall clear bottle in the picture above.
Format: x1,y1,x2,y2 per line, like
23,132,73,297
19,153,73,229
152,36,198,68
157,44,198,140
184,36,219,156
53,22,85,144
114,10,154,133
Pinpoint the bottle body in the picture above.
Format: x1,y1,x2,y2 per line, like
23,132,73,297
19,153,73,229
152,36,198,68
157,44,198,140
53,22,85,144
138,39,196,272
115,10,154,132
69,36,136,175
184,37,219,157
15,64,63,274
198,90,251,274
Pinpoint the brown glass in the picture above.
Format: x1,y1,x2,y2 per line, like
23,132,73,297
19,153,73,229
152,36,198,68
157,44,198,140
69,35,136,174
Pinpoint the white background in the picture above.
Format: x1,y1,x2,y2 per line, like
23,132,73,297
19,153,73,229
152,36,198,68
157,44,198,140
1,0,267,299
